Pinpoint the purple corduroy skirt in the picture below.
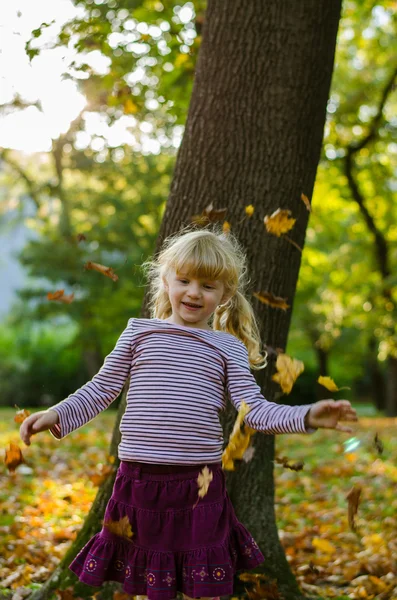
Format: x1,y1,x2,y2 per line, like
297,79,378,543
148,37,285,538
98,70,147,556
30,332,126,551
69,460,264,599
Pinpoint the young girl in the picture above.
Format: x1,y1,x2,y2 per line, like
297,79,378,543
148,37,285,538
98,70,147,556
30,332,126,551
20,226,357,600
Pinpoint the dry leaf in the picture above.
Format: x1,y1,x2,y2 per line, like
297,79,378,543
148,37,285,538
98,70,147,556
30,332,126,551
5,442,25,472
264,208,296,237
103,515,133,541
346,484,362,531
14,406,30,424
301,192,312,212
47,290,75,304
275,455,304,471
312,537,337,554
239,573,281,600
374,432,384,455
253,291,290,311
245,205,255,217
222,401,256,471
223,221,231,233
318,376,350,392
272,354,304,394
193,466,214,508
76,233,86,242
84,261,119,282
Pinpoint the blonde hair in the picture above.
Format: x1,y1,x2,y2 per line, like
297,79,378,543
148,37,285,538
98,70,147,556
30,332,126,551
141,224,267,370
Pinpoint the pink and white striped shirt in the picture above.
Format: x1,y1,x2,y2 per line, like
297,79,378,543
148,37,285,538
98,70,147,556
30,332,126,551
49,318,314,464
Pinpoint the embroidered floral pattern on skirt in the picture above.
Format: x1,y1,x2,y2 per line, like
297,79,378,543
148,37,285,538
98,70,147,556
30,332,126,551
69,461,264,600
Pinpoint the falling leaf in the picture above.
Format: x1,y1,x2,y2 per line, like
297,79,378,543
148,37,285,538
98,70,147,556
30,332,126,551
198,466,213,498
253,291,290,311
14,406,30,424
124,98,139,114
223,221,231,233
76,233,86,242
312,537,337,554
346,484,362,532
84,261,119,282
222,401,256,471
275,455,304,471
374,432,384,455
47,290,74,304
245,205,255,217
264,208,296,237
103,515,133,541
272,354,304,394
301,193,312,212
318,376,350,392
5,442,25,472
191,203,227,226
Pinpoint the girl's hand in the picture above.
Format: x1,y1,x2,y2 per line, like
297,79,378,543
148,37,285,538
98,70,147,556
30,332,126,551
19,410,60,446
306,400,358,432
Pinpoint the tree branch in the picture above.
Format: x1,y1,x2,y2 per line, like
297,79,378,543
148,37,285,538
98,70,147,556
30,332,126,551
0,149,41,209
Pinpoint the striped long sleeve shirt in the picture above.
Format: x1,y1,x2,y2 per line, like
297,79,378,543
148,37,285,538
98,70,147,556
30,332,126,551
49,318,315,464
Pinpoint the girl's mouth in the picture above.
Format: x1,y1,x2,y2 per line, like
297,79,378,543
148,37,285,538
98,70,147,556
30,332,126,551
182,302,202,311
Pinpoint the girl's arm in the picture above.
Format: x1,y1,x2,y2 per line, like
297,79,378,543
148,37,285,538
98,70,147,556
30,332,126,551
21,319,135,444
226,341,356,434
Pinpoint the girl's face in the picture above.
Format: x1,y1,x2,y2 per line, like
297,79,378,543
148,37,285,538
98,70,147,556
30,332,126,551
162,269,231,329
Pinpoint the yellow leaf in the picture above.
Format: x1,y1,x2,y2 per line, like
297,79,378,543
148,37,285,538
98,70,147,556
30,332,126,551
197,466,213,499
312,538,337,554
124,98,139,114
222,402,256,471
245,204,254,217
223,221,231,233
318,375,350,392
264,208,296,237
103,515,133,541
175,53,190,68
272,354,304,394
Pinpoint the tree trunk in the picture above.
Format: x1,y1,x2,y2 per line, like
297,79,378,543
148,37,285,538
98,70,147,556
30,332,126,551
31,1,342,599
368,335,385,411
316,346,330,400
386,356,397,417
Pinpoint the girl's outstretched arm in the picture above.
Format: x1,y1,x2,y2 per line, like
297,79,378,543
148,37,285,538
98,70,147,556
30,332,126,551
226,340,357,434
20,409,59,446
31,318,135,441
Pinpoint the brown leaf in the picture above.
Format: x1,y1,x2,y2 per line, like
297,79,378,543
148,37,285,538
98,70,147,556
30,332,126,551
239,573,282,600
84,261,119,282
103,515,133,541
47,290,75,304
275,455,304,471
272,353,304,394
191,202,227,226
264,208,296,237
76,233,86,242
14,406,31,424
301,192,312,212
346,484,362,532
5,442,25,472
374,432,384,455
253,291,290,311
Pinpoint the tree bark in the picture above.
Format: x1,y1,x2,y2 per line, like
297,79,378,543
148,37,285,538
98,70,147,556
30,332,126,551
31,1,342,599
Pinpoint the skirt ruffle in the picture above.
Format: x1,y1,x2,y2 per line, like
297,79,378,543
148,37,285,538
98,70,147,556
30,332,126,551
70,521,263,599
69,462,264,599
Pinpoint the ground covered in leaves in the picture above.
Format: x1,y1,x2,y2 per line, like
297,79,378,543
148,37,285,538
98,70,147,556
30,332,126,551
1,407,396,599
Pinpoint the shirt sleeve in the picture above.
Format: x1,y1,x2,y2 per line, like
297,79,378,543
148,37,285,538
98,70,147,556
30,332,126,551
226,339,316,434
49,318,135,440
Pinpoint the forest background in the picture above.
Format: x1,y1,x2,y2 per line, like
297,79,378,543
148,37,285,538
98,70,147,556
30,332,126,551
0,0,397,599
